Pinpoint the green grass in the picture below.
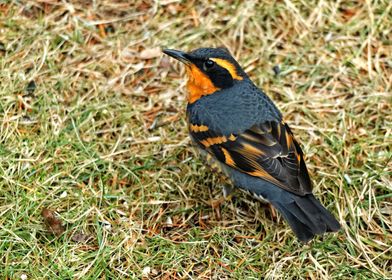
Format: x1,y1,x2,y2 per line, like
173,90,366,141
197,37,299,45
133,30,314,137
0,0,391,279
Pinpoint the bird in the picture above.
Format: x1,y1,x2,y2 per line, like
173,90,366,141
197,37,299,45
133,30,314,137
163,47,340,242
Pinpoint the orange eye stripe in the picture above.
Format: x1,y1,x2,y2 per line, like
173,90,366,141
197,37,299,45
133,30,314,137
210,58,243,80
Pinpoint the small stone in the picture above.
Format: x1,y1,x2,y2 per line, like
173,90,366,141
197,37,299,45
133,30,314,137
166,216,173,226
100,220,111,230
26,80,36,94
273,65,280,75
344,174,352,185
59,191,67,198
142,266,151,277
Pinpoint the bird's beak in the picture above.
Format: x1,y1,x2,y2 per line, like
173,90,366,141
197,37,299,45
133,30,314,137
163,49,191,65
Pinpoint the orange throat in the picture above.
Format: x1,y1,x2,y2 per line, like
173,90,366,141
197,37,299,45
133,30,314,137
186,65,219,104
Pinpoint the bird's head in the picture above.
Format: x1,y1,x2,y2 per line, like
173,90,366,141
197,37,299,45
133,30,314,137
163,47,247,103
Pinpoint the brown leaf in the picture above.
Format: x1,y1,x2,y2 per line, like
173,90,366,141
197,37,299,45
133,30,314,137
140,47,161,60
98,24,106,38
42,208,65,236
71,231,92,243
160,56,171,69
340,8,357,20
142,104,162,128
191,8,199,27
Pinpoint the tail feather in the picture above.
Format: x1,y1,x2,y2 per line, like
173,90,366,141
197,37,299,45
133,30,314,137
221,164,340,242
272,194,340,242
273,203,316,242
306,195,340,231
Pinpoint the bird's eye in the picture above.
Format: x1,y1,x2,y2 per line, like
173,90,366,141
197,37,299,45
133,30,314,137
203,59,215,71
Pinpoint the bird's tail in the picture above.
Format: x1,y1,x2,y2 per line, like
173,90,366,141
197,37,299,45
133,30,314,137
271,194,340,242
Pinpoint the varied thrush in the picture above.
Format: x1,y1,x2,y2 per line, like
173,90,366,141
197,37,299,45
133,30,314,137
163,47,340,242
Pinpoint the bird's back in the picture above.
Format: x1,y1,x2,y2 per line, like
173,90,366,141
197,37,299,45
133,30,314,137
187,79,282,135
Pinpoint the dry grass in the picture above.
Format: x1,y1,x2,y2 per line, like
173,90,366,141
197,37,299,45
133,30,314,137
0,0,391,279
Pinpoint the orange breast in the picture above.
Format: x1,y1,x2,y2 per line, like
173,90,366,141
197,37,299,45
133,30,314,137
186,65,219,103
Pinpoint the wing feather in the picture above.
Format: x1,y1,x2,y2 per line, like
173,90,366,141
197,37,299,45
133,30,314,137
190,121,312,195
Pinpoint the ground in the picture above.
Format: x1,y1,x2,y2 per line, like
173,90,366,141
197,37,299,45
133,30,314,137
0,1,391,279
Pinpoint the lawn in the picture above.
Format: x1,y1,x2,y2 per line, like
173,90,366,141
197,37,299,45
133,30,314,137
0,1,391,279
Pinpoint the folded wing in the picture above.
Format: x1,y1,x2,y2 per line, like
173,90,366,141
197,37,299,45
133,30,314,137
190,121,312,196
